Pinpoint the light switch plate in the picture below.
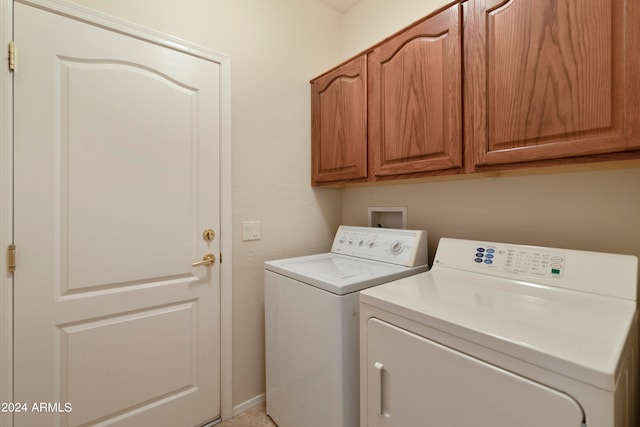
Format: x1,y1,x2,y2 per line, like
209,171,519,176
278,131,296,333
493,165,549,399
243,220,261,241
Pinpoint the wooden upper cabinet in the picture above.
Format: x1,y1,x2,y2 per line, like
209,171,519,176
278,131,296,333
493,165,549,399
368,4,463,179
466,0,640,167
311,0,640,186
311,56,368,185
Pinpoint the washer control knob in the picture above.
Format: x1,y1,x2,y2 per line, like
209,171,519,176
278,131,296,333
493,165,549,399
390,240,404,254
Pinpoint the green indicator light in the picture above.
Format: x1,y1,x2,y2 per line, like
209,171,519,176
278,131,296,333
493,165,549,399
551,269,561,275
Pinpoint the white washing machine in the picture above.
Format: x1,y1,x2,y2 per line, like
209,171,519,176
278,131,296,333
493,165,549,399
359,238,638,427
264,226,430,427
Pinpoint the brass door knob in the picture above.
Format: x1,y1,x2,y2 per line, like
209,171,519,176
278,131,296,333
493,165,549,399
192,253,216,267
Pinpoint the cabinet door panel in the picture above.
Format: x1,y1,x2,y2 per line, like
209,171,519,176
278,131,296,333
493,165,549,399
312,56,367,185
369,4,462,178
468,0,640,166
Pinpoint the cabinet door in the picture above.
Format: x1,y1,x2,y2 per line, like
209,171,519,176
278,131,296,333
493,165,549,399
365,318,585,427
311,56,368,185
368,4,463,179
467,0,640,167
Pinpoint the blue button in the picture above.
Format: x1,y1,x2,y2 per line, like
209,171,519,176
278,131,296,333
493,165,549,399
486,248,495,254
484,259,493,264
474,258,483,263
476,253,484,257
485,254,494,259
476,248,485,252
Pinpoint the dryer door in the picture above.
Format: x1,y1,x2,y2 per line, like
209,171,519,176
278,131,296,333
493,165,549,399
366,319,585,427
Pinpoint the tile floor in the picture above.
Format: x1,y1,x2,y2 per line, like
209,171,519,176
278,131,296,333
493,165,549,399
217,403,276,427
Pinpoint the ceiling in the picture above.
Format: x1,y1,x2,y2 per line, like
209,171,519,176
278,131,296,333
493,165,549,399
318,0,362,13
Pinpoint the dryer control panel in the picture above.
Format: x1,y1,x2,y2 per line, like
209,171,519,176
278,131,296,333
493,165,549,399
433,238,638,300
331,226,428,267
472,243,565,279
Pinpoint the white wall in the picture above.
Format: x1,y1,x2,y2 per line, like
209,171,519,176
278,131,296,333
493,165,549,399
341,0,451,58
65,0,344,407
342,168,640,268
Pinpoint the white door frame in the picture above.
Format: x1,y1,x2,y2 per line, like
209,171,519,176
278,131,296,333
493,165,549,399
0,1,233,425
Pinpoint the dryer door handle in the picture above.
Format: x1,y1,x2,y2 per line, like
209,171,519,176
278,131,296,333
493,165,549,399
373,361,386,417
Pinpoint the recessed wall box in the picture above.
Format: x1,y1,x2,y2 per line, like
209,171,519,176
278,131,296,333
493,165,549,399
368,207,407,229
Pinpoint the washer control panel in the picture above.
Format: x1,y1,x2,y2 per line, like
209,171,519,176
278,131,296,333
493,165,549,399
473,244,565,279
331,226,428,267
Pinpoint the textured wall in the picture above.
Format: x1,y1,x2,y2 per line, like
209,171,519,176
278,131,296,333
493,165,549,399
342,168,640,270
341,0,451,58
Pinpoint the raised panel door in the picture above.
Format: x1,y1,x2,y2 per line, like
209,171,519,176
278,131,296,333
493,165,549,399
13,3,221,426
311,56,368,185
368,4,463,179
467,0,640,167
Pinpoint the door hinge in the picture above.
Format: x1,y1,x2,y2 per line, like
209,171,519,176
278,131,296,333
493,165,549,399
220,252,222,263
7,244,16,272
8,41,16,71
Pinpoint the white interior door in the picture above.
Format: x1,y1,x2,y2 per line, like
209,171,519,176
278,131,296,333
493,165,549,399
13,2,221,426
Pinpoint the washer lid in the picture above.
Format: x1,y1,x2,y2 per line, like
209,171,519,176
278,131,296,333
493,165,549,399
265,253,428,295
360,267,637,391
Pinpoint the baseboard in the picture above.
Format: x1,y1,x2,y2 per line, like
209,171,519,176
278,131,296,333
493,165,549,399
232,393,266,417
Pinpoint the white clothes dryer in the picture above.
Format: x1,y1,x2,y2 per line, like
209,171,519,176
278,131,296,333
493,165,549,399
359,238,638,427
265,226,429,427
